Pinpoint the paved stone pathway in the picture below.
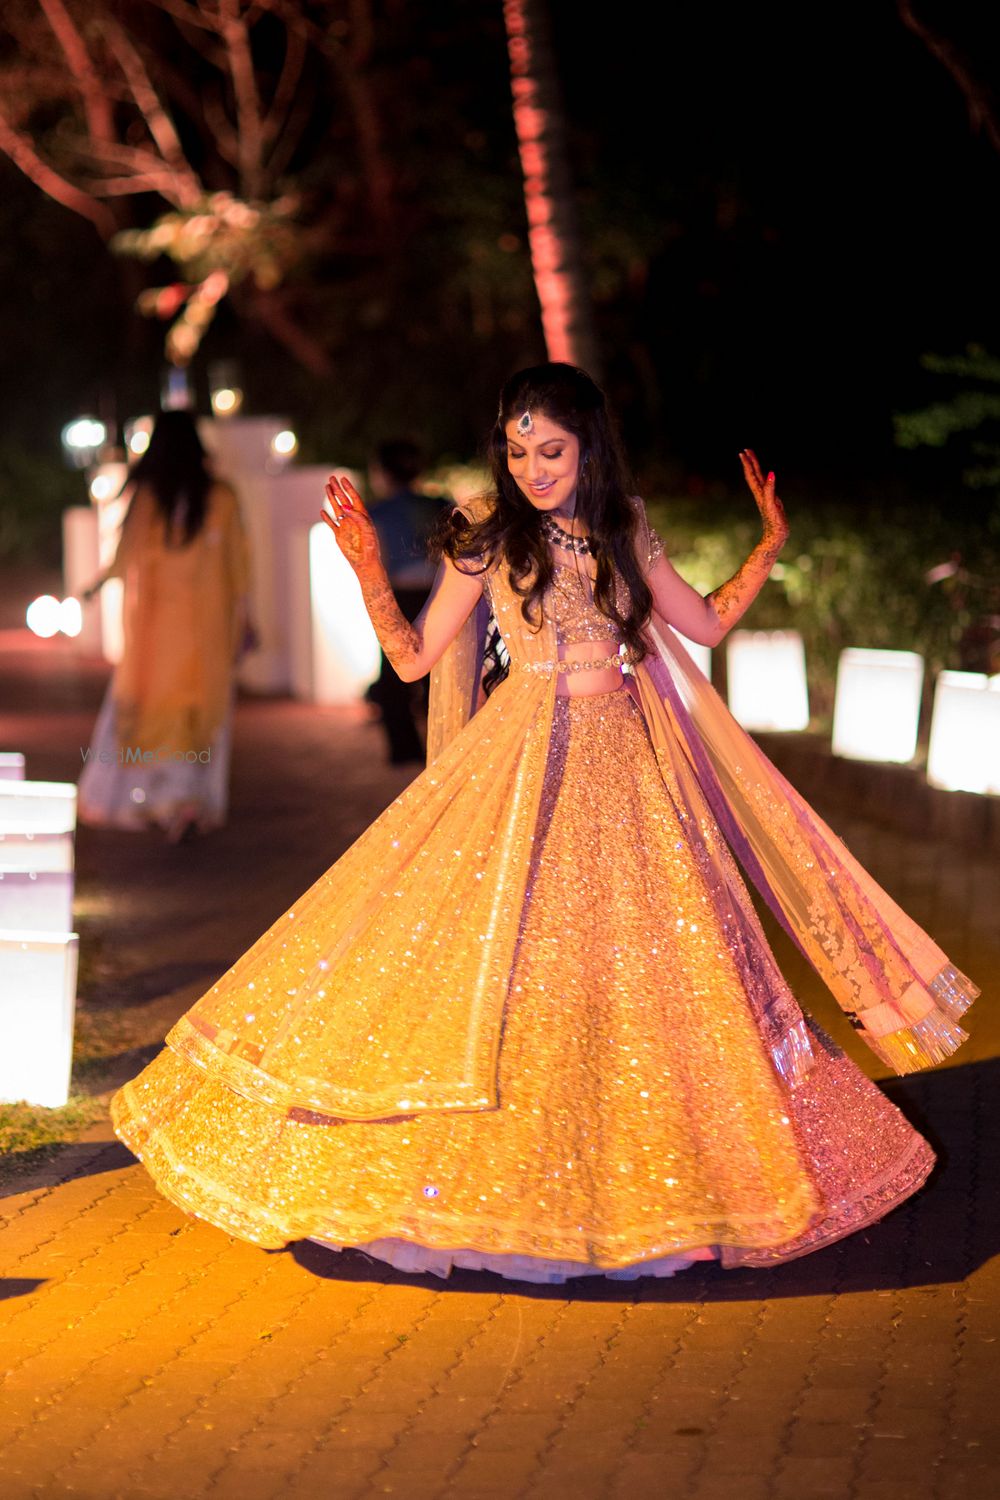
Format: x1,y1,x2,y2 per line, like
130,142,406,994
1,638,998,1500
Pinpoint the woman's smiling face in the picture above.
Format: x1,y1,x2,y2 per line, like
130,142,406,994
504,414,582,518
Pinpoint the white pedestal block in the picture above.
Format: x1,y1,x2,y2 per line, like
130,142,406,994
0,870,74,932
927,671,1000,794
0,754,25,781
0,832,74,874
243,465,369,697
726,630,810,733
288,522,381,704
0,929,79,1107
0,781,77,834
832,649,924,764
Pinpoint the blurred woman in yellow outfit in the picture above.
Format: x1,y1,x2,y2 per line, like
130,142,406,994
79,410,251,842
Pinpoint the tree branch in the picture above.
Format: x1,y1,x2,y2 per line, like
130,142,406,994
218,0,266,198
256,0,393,230
78,139,176,175
897,0,1000,154
147,0,219,33
202,87,241,170
260,22,306,155
36,0,114,145
87,171,197,197
0,102,117,235
262,66,315,184
102,15,203,205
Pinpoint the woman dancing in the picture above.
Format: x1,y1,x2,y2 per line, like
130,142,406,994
112,364,977,1283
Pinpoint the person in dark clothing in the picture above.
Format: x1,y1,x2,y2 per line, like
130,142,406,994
365,440,445,763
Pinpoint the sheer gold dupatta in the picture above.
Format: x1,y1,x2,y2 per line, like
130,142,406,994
426,593,491,765
165,570,555,1121
639,623,978,1074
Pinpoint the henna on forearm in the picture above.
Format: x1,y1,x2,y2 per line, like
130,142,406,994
358,568,422,671
706,530,786,631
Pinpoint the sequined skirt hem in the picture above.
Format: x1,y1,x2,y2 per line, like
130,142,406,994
721,1133,936,1266
112,1072,822,1266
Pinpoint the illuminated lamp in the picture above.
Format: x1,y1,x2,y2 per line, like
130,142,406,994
832,648,924,764
124,416,154,456
59,599,82,638
88,463,128,507
89,472,118,502
60,416,107,469
926,671,1000,794
0,929,78,1107
208,360,244,419
25,597,83,640
669,628,711,679
726,630,810,732
270,428,299,465
211,388,242,417
0,754,25,781
26,596,62,639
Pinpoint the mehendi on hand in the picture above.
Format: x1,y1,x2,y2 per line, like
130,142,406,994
359,570,421,671
706,449,789,632
707,532,785,627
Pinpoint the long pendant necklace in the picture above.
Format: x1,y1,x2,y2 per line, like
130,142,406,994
539,512,593,556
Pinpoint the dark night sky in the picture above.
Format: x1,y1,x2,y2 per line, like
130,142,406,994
1,0,998,504
548,0,1000,491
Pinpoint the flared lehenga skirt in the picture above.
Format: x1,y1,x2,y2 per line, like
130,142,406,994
112,688,934,1282
78,683,233,833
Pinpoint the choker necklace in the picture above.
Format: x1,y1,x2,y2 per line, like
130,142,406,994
539,512,593,555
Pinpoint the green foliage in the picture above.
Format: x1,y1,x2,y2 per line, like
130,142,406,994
0,1096,103,1182
647,494,1000,721
894,347,1000,493
115,194,301,293
0,441,81,563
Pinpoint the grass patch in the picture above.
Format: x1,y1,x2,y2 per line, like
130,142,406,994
0,1096,105,1186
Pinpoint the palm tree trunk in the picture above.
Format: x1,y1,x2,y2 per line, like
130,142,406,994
503,0,600,374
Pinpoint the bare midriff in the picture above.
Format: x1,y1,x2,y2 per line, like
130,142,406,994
556,640,627,698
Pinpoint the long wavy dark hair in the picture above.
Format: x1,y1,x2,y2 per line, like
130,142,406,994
122,410,213,546
436,363,653,667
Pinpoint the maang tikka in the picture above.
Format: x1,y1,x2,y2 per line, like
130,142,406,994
515,410,534,436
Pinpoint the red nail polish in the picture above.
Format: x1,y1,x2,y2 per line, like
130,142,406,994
767,471,774,482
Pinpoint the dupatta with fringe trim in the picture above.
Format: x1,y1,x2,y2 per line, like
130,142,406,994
428,498,978,1083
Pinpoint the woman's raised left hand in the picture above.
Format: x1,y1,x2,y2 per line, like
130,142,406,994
320,474,383,577
739,449,789,546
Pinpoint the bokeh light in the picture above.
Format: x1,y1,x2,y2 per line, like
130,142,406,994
26,595,62,638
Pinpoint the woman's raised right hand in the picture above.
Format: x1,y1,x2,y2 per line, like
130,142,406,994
320,475,383,576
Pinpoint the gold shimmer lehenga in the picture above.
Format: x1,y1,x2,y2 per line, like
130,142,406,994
111,499,978,1283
